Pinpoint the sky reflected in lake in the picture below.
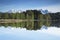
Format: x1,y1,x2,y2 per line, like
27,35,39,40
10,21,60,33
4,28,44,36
0,26,60,40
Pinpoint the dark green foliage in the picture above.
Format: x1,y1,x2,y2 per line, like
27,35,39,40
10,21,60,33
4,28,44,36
0,10,51,20
49,12,60,20
0,10,60,30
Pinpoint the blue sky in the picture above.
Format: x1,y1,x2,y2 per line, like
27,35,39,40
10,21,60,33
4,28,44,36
0,0,60,12
0,27,60,40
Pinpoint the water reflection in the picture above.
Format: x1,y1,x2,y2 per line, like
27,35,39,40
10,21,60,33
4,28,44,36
0,21,60,40
0,26,60,40
0,20,60,30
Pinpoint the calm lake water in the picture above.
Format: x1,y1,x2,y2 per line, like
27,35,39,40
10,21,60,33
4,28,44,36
0,21,60,40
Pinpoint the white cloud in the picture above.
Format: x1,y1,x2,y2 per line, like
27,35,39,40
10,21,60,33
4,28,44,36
24,4,60,12
41,27,60,36
40,4,60,12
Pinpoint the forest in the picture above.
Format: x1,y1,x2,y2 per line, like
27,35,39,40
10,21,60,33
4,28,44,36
0,10,60,30
0,10,60,20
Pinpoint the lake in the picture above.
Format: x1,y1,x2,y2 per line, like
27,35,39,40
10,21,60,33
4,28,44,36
0,21,60,40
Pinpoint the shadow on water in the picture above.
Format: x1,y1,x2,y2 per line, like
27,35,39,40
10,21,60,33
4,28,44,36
0,20,60,30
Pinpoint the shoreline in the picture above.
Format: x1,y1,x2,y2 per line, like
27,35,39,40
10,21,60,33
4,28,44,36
0,19,59,23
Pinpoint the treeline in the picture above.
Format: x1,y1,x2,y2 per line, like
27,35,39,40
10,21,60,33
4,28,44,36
0,10,50,20
0,12,25,19
48,12,60,20
0,10,60,20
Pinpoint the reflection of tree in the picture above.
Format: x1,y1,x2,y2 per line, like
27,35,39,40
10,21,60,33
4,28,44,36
0,20,51,30
0,20,60,30
50,20,60,27
44,21,51,27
